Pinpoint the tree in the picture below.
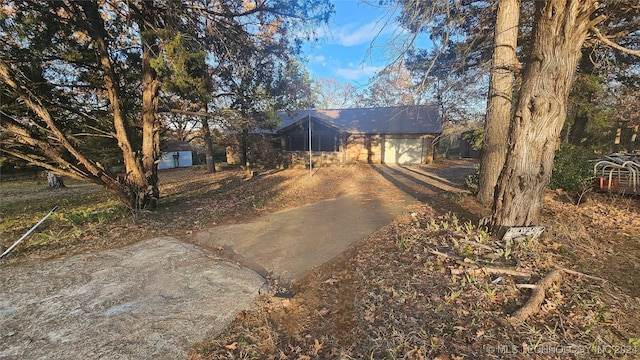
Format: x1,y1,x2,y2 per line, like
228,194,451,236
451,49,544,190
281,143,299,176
565,71,606,146
357,62,419,107
476,0,520,205
394,0,639,229
314,78,359,109
1,0,333,209
399,0,495,123
490,0,640,229
153,33,217,172
0,1,161,209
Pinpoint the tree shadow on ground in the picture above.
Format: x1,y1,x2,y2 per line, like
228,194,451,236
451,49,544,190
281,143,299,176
370,164,482,223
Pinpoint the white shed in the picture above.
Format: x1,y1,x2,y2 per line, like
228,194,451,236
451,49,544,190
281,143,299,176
158,140,193,169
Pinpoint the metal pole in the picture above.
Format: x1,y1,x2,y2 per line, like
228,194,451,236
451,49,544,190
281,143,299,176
308,89,312,178
1,206,60,259
309,109,312,178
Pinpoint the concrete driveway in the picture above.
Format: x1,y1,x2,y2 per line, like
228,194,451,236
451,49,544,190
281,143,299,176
0,237,265,359
0,161,474,359
191,192,412,283
190,162,473,283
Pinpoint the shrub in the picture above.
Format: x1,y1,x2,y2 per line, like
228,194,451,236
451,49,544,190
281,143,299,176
549,144,594,203
465,164,480,191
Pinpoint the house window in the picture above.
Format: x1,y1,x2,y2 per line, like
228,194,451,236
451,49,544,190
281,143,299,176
282,121,341,152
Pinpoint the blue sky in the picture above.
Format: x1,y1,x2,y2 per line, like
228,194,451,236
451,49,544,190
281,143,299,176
303,1,409,87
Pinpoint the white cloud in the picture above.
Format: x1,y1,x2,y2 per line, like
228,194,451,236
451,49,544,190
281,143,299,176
319,20,399,47
335,65,381,80
311,55,327,66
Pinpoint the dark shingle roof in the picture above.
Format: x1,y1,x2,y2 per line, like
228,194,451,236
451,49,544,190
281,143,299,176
276,105,441,134
161,140,191,152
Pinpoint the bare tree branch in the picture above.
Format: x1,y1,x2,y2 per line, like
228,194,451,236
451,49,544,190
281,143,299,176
590,25,640,57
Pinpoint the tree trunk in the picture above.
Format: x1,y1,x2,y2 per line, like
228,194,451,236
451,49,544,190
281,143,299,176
47,172,65,188
141,22,161,209
491,0,599,231
568,112,588,145
477,0,520,205
241,129,249,167
78,1,149,208
568,49,597,146
201,114,216,173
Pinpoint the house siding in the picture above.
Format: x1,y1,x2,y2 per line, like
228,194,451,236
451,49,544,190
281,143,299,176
158,151,193,169
346,134,382,164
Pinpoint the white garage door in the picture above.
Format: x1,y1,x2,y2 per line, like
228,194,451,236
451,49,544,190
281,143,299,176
384,137,423,164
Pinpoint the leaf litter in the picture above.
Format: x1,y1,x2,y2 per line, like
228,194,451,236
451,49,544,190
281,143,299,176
188,170,640,359
2,163,638,359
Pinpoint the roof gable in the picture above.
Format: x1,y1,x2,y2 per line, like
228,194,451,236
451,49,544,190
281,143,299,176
161,140,192,152
276,105,441,135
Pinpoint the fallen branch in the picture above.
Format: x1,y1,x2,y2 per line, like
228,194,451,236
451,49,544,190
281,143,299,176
515,284,537,289
429,249,459,260
510,270,563,323
451,266,532,277
554,264,607,283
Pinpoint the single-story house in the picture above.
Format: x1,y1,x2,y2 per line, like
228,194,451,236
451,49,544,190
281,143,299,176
158,140,193,169
276,105,442,165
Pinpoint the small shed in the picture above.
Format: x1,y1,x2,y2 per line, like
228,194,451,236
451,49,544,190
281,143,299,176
158,140,193,169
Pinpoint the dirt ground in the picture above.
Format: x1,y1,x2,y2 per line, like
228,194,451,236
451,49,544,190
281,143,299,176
188,165,640,360
2,161,639,359
2,164,418,359
0,165,390,264
0,161,470,359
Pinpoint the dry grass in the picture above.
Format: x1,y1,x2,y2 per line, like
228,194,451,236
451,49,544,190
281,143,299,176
0,165,373,264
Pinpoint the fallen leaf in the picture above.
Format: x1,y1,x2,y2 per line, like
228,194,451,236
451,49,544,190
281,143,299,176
224,342,237,350
324,277,338,285
316,307,330,316
312,339,324,356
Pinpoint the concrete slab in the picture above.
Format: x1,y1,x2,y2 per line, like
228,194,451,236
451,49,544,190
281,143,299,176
0,237,265,359
192,193,415,282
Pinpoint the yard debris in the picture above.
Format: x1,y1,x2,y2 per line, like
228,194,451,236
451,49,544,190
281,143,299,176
510,269,563,323
450,266,532,278
553,264,607,283
188,186,640,359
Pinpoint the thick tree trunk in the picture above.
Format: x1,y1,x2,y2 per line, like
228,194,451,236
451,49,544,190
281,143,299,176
477,0,520,205
491,0,599,231
201,115,216,173
141,26,161,209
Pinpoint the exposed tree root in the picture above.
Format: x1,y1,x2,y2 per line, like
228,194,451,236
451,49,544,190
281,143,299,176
510,269,563,323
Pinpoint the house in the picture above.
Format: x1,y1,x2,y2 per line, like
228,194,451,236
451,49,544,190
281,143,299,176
276,105,442,165
158,140,193,169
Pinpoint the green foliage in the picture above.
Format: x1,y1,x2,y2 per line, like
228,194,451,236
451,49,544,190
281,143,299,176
549,144,594,194
465,164,480,190
461,129,483,152
1,0,334,208
564,73,613,150
151,33,212,104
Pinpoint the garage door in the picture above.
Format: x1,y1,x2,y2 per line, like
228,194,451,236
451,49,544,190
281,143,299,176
384,137,423,164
